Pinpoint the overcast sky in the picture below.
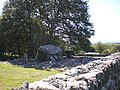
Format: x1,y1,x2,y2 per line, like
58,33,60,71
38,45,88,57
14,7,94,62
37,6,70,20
0,0,120,43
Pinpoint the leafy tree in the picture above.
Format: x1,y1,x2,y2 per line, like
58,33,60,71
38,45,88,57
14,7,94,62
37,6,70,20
0,17,5,56
1,0,39,56
33,0,94,50
0,0,94,57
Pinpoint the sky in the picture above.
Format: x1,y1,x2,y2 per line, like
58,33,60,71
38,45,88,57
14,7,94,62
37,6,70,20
88,0,120,43
0,0,120,43
0,0,6,15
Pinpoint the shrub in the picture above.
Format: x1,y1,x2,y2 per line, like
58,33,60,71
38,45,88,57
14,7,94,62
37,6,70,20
92,42,106,55
92,43,120,55
102,49,110,55
110,46,118,54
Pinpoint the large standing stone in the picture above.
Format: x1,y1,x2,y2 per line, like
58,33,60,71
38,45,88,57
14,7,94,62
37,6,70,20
35,45,62,62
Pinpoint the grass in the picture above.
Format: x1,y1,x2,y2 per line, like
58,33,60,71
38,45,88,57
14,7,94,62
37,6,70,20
0,62,61,90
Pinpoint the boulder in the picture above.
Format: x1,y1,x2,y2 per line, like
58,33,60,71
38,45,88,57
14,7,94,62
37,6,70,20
35,45,62,62
19,80,29,90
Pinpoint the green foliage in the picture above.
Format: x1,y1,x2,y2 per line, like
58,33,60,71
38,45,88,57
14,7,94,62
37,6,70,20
102,49,110,55
0,0,94,57
92,42,105,54
109,45,120,54
92,42,120,55
0,62,61,90
0,54,19,61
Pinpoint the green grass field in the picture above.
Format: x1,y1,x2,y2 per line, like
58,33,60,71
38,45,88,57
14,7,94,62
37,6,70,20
0,62,61,90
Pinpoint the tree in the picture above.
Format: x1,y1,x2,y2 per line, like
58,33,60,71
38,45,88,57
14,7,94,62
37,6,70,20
1,0,39,57
0,0,94,57
0,17,5,56
33,0,94,50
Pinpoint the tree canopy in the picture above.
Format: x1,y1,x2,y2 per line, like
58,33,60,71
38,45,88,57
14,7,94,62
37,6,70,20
0,0,94,57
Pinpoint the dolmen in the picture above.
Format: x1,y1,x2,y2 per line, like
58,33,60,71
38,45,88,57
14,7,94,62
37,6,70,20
35,45,62,62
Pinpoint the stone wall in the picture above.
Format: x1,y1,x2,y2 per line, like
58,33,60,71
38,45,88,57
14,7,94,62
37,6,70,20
19,53,120,90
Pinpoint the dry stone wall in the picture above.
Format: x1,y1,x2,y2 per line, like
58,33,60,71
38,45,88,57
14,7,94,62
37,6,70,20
19,53,120,90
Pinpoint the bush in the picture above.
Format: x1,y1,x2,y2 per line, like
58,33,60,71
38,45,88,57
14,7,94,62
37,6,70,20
102,49,110,55
92,43,120,55
92,42,106,55
0,54,19,61
110,46,118,53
